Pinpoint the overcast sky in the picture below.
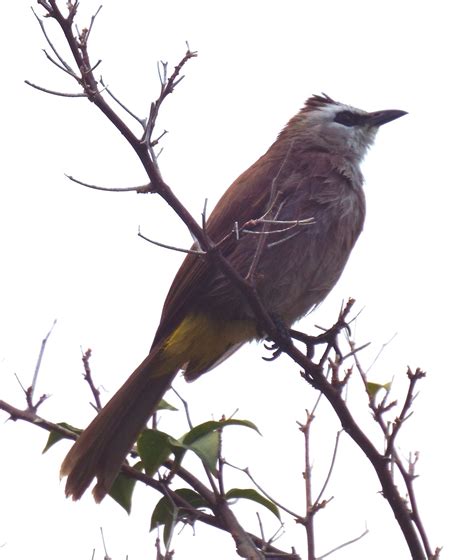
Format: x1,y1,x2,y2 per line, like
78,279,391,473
1,1,473,559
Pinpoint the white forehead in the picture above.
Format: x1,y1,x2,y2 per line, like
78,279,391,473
312,102,368,121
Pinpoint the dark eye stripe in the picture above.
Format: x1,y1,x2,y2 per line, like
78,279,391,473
333,110,365,127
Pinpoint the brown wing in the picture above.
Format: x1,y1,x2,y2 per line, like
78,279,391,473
150,146,340,348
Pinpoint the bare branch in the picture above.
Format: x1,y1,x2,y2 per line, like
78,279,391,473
366,332,398,374
81,349,102,411
99,77,146,128
316,526,369,559
24,80,87,97
0,399,77,437
224,461,300,520
298,409,316,560
138,230,205,255
341,341,371,361
143,47,198,148
29,319,57,409
385,368,424,457
83,5,103,44
100,527,112,560
42,48,80,79
151,129,168,147
201,198,209,232
13,321,56,413
267,231,301,249
170,388,194,430
314,430,342,508
31,7,76,75
65,174,150,192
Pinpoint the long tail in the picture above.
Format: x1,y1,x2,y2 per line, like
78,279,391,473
61,346,176,502
61,313,256,502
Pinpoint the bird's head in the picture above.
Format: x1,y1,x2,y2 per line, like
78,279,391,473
283,94,407,162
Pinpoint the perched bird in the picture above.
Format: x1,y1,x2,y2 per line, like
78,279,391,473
61,94,406,502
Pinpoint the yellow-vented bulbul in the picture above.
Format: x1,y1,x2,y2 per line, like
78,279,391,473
61,94,406,501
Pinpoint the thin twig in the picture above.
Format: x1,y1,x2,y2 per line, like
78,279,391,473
29,319,57,408
99,77,146,128
352,347,433,558
83,5,103,44
385,368,423,457
366,332,398,374
151,129,168,147
170,388,193,430
100,527,111,560
314,430,342,508
81,349,102,411
24,80,86,97
341,341,371,360
143,48,197,148
267,231,301,248
242,222,313,236
42,48,80,78
224,461,300,520
298,410,315,560
201,198,208,231
316,526,369,559
138,231,206,255
31,7,76,75
65,174,150,192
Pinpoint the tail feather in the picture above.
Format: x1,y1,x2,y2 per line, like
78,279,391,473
61,349,177,502
61,313,255,502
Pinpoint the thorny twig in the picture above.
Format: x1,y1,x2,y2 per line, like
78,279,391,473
298,410,316,560
28,319,57,409
81,348,102,411
353,345,432,557
15,320,57,413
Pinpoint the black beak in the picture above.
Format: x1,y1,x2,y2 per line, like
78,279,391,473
366,109,408,127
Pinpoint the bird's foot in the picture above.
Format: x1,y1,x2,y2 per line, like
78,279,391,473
291,318,350,360
263,316,350,361
262,314,293,361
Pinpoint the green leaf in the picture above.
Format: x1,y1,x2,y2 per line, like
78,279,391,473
162,516,174,549
108,460,143,514
176,418,259,473
149,497,177,546
186,431,220,475
174,487,208,509
149,488,208,532
155,398,178,412
225,488,280,520
182,418,260,446
42,422,82,453
137,429,174,475
366,381,391,398
109,472,136,514
150,496,174,529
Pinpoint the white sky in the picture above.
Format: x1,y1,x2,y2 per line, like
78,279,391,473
1,1,473,559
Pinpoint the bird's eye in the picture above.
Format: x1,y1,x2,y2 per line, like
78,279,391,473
333,111,363,127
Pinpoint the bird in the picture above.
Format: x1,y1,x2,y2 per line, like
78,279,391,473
61,94,406,502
